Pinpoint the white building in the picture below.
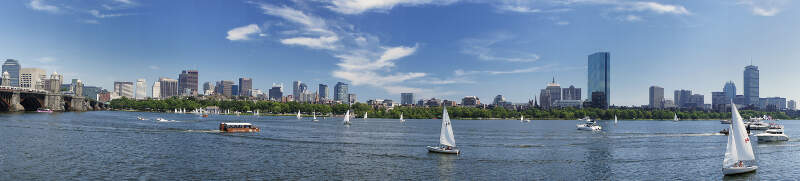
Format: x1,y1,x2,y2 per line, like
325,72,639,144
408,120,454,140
152,81,161,99
19,68,46,89
135,78,147,100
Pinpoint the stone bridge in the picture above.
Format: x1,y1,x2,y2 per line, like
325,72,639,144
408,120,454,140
0,89,108,112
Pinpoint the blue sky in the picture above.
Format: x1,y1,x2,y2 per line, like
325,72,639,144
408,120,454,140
1,0,799,106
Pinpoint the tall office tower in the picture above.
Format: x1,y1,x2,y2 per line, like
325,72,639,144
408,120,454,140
562,85,581,100
135,79,147,100
2,59,20,87
19,68,46,89
152,81,161,99
231,85,239,96
238,77,252,97
114,81,135,98
649,86,664,109
788,100,797,111
269,83,283,101
674,89,692,108
334,82,348,102
178,70,198,96
348,93,357,104
545,78,561,106
401,93,415,105
723,81,736,101
158,77,178,98
711,92,727,110
202,82,214,95
293,81,302,100
215,80,235,97
743,65,759,105
588,52,611,109
318,84,329,100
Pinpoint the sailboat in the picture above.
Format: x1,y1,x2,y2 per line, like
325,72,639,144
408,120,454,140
673,113,680,122
400,113,405,122
343,110,351,125
427,107,460,154
614,115,618,125
722,102,758,175
364,112,368,119
312,111,318,122
296,111,302,120
520,115,530,123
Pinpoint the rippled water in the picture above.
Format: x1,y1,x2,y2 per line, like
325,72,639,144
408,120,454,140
1,111,799,180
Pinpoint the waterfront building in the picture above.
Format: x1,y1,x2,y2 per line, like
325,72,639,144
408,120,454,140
158,78,179,98
649,86,664,109
318,84,329,100
114,81,135,98
688,94,705,108
1,71,9,87
269,84,283,101
743,65,759,105
442,100,457,107
178,70,198,96
152,81,161,99
546,78,561,105
461,96,481,106
20,68,46,89
553,100,583,108
734,95,746,105
588,52,610,109
135,79,146,100
424,98,442,107
711,92,727,111
83,86,101,100
293,81,302,100
789,100,797,111
674,89,692,108
2,59,20,87
238,77,252,97
348,93,357,104
723,81,736,101
562,85,581,101
98,90,111,102
539,89,552,109
334,82,348,102
493,95,506,105
759,97,786,111
401,93,414,105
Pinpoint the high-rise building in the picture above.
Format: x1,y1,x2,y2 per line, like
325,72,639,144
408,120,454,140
158,78,178,98
19,68,46,89
202,82,214,95
82,86,101,100
546,79,561,105
238,77,252,97
348,93,357,104
334,82,348,102
674,89,692,108
788,100,797,111
178,70,198,96
540,89,552,109
2,59,20,87
293,81,302,100
588,52,611,109
215,80,235,97
152,81,161,99
723,81,736,101
711,92,727,111
269,84,283,101
401,93,414,105
231,85,239,96
759,97,786,111
461,96,481,106
743,65,759,105
114,81,135,98
319,84,329,100
492,95,506,105
562,85,581,101
135,79,146,100
649,86,664,109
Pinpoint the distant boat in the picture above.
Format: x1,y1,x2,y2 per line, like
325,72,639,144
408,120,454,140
255,110,259,116
721,120,731,124
577,117,602,131
520,115,530,123
343,110,351,125
400,113,405,122
673,113,680,122
722,102,757,175
219,122,260,133
312,111,318,122
364,112,368,119
296,111,301,120
427,107,460,154
614,115,618,125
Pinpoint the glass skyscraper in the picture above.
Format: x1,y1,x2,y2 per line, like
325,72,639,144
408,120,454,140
743,65,759,105
2,59,20,87
334,82,348,102
723,81,736,101
588,52,610,109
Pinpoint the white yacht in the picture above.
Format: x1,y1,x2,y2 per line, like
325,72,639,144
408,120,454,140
722,102,758,175
755,124,789,142
720,120,731,124
576,117,602,131
747,121,769,130
427,107,460,154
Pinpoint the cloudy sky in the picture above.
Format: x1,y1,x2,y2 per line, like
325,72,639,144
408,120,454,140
1,0,798,106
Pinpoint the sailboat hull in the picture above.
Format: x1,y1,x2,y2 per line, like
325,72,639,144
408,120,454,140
427,146,460,154
723,166,757,175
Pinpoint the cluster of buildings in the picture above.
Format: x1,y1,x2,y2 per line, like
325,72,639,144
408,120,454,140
0,59,95,98
649,64,796,112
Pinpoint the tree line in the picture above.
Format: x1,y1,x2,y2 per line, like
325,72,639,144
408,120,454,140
110,97,795,120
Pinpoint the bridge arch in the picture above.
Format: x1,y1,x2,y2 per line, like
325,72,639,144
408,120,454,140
20,95,43,111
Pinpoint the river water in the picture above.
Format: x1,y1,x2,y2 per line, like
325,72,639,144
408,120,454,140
1,111,798,180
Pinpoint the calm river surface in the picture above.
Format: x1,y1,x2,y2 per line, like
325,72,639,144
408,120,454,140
1,111,799,180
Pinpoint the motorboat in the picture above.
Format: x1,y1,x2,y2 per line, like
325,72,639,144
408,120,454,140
720,129,729,135
576,117,602,131
137,116,149,120
755,125,789,142
219,122,260,133
747,121,769,130
36,108,53,113
156,118,174,122
722,102,758,175
427,107,460,154
720,120,731,124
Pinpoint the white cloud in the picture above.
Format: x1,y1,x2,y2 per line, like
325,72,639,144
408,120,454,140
226,24,263,41
326,0,458,14
88,9,131,18
752,7,779,16
80,19,100,24
28,0,60,13
738,0,786,16
114,0,135,5
625,2,691,15
251,2,332,35
461,33,540,62
280,36,339,50
620,14,643,22
497,5,542,13
556,21,569,25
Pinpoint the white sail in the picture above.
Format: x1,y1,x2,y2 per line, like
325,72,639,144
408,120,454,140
313,111,316,119
725,102,755,166
343,110,351,124
615,115,618,124
440,107,456,147
364,112,368,119
521,115,524,121
674,113,679,121
296,111,301,119
400,113,403,120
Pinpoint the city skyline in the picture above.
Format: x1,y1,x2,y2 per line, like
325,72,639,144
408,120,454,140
2,0,800,105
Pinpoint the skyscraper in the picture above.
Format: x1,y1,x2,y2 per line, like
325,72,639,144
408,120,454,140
334,82,348,102
545,78,561,106
649,86,664,109
215,80,235,97
723,81,736,101
269,84,283,101
231,85,239,96
135,79,146,100
588,52,610,109
318,84,329,100
158,78,178,98
743,65,759,105
152,81,161,99
401,93,414,105
238,77,252,97
562,85,581,101
114,81,135,98
19,68,46,89
2,59,20,87
202,82,214,95
293,81,302,100
178,70,198,96
674,89,692,108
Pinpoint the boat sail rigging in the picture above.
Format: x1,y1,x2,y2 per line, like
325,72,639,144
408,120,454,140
722,102,757,175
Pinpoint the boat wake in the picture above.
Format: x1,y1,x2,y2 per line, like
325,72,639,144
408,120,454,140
612,133,723,139
183,129,221,133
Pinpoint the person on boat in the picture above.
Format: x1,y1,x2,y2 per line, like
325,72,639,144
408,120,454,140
446,146,452,150
737,161,744,167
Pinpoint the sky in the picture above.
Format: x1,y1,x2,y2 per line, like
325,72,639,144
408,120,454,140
1,0,799,106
